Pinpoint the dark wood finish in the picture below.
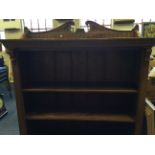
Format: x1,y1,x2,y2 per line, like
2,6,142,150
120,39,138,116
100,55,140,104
85,21,138,37
11,52,27,134
135,48,152,134
22,20,138,39
26,113,135,123
23,87,137,93
1,37,155,135
2,38,155,51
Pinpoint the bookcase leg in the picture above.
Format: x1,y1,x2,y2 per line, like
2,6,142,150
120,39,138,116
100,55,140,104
12,52,27,134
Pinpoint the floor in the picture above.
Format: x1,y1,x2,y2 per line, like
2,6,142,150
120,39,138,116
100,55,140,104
0,84,19,135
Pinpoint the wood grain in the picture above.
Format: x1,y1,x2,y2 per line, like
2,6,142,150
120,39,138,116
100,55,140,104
26,113,135,123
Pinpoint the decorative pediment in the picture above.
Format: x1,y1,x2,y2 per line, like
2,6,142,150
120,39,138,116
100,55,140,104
23,20,139,39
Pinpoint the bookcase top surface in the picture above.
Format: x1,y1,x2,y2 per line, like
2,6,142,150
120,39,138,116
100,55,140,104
1,38,155,51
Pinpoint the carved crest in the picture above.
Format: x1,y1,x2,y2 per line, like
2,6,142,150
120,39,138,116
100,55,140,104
22,20,139,39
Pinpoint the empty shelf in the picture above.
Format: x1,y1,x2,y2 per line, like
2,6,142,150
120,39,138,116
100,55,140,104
23,87,137,93
26,113,135,123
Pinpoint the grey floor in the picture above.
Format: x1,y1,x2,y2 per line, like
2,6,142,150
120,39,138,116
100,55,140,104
0,85,19,135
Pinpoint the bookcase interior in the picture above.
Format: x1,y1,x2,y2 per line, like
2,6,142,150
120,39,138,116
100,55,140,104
17,47,141,89
23,92,137,115
26,120,134,135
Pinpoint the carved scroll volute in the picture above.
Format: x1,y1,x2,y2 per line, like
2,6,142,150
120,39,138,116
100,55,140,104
85,20,139,37
23,21,75,39
85,21,106,31
51,20,74,32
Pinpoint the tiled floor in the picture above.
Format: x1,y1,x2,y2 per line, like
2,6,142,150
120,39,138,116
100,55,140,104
0,85,19,135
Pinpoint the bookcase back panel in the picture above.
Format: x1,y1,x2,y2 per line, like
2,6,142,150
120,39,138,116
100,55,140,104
26,120,134,135
24,92,137,114
17,48,141,88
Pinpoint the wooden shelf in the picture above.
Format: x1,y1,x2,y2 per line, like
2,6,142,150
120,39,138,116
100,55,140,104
26,113,135,123
23,87,137,94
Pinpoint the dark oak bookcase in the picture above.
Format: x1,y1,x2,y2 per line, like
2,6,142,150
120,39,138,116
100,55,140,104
1,38,155,134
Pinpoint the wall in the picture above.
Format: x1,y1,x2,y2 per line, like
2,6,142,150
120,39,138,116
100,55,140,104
5,29,23,39
111,19,135,31
0,19,24,82
0,19,22,29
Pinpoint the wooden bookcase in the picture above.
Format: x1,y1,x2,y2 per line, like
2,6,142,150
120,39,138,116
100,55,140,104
1,38,155,135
